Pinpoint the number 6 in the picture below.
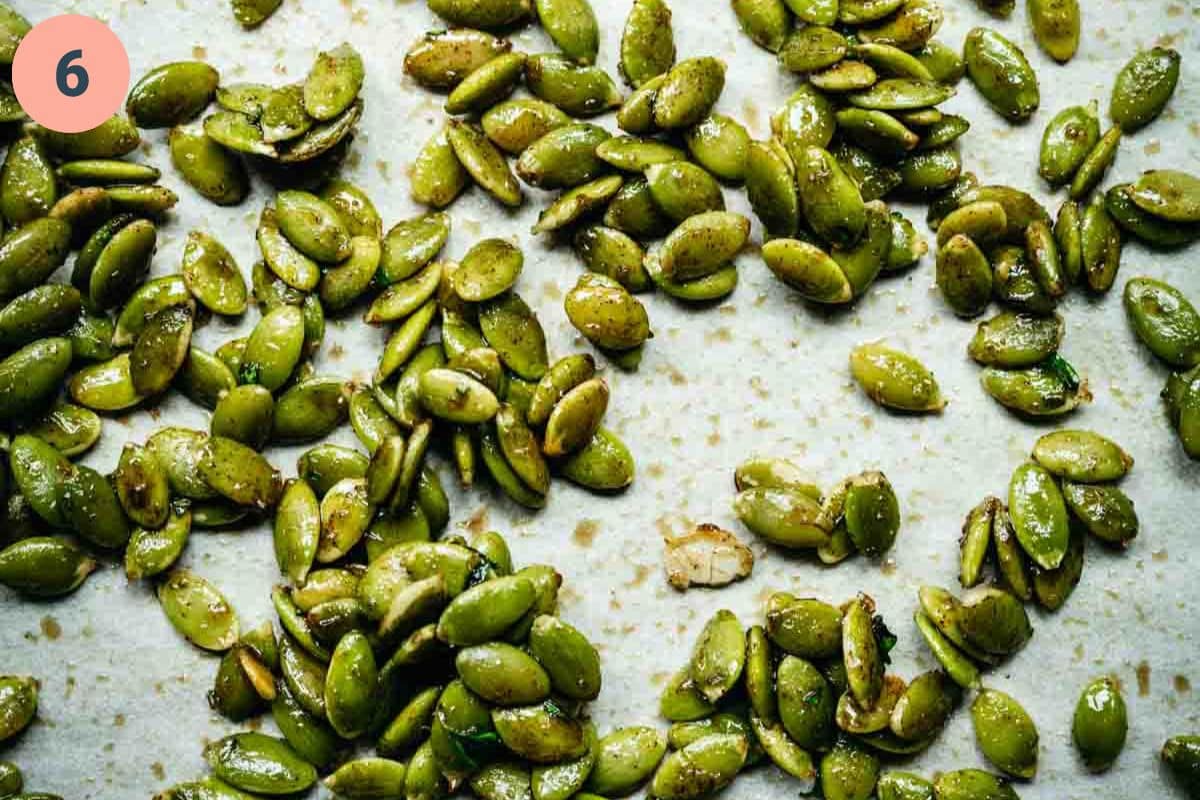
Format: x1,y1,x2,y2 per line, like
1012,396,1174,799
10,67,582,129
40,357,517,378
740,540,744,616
56,50,89,98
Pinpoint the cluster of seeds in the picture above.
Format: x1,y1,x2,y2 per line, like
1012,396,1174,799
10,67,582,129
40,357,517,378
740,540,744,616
0,0,1199,797
403,1,761,369
145,528,623,797
656,596,1050,799
958,430,1139,612
732,456,901,562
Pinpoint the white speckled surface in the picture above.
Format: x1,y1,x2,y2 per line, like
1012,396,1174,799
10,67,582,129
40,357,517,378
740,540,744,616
2,0,1197,796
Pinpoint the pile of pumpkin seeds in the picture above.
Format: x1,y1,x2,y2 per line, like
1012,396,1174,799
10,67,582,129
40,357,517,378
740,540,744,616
733,456,901,562
0,0,1199,797
150,528,625,798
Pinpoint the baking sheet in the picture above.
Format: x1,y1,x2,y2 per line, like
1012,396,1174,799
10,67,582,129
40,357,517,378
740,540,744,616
2,0,1198,796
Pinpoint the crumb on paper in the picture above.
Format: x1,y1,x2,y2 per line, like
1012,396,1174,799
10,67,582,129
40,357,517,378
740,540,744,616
664,523,754,591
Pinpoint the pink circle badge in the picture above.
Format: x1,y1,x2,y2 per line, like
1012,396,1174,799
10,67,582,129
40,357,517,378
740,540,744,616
12,15,130,134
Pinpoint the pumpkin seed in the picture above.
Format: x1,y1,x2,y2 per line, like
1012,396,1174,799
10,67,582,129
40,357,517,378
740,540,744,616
158,569,239,651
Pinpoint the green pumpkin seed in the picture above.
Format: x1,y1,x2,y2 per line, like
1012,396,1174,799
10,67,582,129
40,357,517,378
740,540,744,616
1080,194,1123,293
842,595,883,707
1069,125,1121,201
745,142,799,239
1031,430,1131,484
839,0,905,24
616,74,665,134
597,136,685,172
765,594,842,659
686,609,745,705
559,427,634,491
447,52,527,115
732,0,789,52
877,772,934,800
517,123,609,191
175,348,236,410
0,285,81,353
0,218,71,301
240,304,305,391
0,337,72,420
428,0,531,28
653,57,725,130
437,574,535,645
1062,481,1138,546
645,161,725,223
776,655,834,749
779,25,848,74
795,146,866,248
1025,219,1065,299
1006,461,1070,570
125,507,191,581
260,84,314,143
812,60,879,92
275,190,352,264
620,0,676,87
933,769,1018,800
847,78,953,111
583,727,665,795
650,733,747,800
60,463,130,549
201,435,283,509
526,54,622,118
158,569,239,651
269,480,318,584
203,111,273,156
1162,736,1200,792
410,125,470,209
959,586,1033,657
0,676,36,743
832,200,892,297
304,44,363,121
658,211,748,280
1130,169,1200,224
180,232,248,315
858,0,942,50
448,120,523,207
968,312,1063,369
457,641,551,706
913,609,980,690
843,471,900,556
1038,104,1099,186
168,126,247,206
32,115,140,159
205,732,317,794
479,292,550,379
735,487,830,548
482,98,571,154
1110,47,1180,132
319,179,381,239
573,226,650,292
1027,0,1080,61
454,239,523,302
541,376,607,457
316,235,378,311
493,703,589,765
324,758,406,798
1106,184,1200,249
417,368,500,424
130,305,194,396
564,274,651,353
963,28,1039,121
366,260,441,323
971,689,1039,779
819,738,879,800
233,0,282,27
854,42,933,81
1072,677,1126,772
850,342,944,413
324,630,376,739
404,28,512,89
897,146,961,193
0,536,95,598
890,670,960,742
836,108,919,158
22,402,99,460
257,207,319,291
1124,277,1200,367
935,234,992,318
1,136,56,226
0,760,20,795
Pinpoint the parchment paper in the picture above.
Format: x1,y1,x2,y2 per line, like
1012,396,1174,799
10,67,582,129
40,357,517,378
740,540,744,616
2,0,1197,796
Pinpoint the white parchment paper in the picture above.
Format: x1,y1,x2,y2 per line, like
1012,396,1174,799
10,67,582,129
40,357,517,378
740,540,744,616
2,0,1197,796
